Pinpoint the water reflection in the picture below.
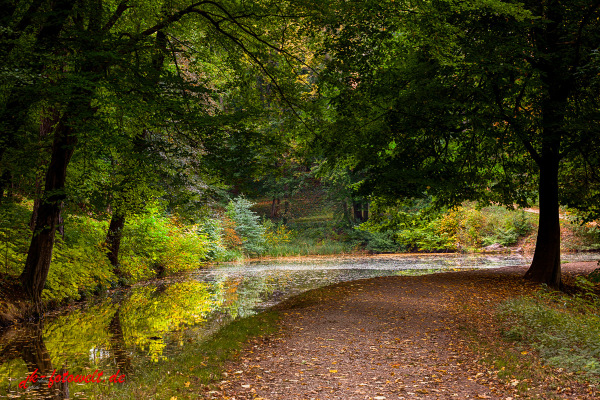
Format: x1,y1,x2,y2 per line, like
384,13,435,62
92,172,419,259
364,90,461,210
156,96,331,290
2,253,599,399
0,281,222,399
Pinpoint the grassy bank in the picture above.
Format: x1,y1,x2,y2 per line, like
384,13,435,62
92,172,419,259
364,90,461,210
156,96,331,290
86,311,281,400
468,274,600,398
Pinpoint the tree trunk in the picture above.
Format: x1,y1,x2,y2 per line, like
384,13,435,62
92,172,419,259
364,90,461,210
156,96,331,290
20,117,77,312
105,211,126,275
282,198,290,225
362,202,369,222
342,200,350,223
270,197,280,219
30,109,59,231
524,144,562,287
353,201,363,222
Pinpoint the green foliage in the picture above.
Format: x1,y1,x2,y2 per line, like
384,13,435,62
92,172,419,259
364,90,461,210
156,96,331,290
44,215,113,302
0,197,223,303
225,197,266,256
358,200,535,252
499,285,600,376
348,229,398,253
263,219,293,247
119,208,209,279
570,222,600,251
198,218,228,261
0,200,32,276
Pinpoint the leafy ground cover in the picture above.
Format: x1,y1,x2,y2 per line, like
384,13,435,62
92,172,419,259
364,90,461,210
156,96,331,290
498,276,600,378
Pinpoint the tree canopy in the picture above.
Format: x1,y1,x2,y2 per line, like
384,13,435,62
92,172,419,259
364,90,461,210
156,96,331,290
1,0,318,309
314,0,600,287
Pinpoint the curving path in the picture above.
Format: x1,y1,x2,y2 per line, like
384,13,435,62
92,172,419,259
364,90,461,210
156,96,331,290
206,263,598,400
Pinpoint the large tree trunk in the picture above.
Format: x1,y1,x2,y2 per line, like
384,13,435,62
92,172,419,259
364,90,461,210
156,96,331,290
30,109,59,231
105,211,126,275
525,151,561,287
20,117,77,312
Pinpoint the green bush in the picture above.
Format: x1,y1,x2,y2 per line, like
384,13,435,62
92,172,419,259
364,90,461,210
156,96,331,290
43,215,114,302
358,200,535,252
0,200,32,276
225,197,266,255
350,229,398,253
120,208,209,279
198,218,227,260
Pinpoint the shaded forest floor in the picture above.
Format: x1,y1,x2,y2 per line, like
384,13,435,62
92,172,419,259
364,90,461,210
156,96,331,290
203,263,599,400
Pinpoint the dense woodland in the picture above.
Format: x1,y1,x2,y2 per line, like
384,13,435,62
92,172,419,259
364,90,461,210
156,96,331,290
2,0,600,314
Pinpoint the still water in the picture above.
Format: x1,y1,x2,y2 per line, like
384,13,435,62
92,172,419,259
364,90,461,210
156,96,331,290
1,253,598,399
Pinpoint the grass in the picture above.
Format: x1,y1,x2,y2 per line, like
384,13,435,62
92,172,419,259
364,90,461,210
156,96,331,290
497,285,600,378
95,311,281,400
260,238,353,258
461,280,600,398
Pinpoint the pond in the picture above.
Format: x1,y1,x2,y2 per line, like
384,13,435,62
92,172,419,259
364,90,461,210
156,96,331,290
1,253,598,399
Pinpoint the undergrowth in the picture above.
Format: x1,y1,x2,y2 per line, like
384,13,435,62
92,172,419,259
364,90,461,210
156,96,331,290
357,200,537,252
498,278,600,378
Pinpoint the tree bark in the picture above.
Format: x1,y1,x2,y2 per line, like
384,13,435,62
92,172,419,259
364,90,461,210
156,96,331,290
105,211,126,275
30,109,59,231
353,201,363,222
525,150,561,287
523,8,571,288
270,197,280,219
20,117,77,312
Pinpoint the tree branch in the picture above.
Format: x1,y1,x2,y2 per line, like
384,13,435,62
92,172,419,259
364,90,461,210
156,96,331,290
103,1,133,32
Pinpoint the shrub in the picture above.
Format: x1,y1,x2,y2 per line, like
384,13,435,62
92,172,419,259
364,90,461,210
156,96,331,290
225,197,266,255
263,219,292,247
0,201,32,276
44,214,114,302
119,209,209,279
198,218,227,260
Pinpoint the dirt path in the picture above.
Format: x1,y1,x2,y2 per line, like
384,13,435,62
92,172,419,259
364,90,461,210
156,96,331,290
208,263,598,400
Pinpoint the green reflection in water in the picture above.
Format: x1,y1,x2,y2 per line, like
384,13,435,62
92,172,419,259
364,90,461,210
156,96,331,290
43,300,116,369
0,281,226,399
119,281,222,362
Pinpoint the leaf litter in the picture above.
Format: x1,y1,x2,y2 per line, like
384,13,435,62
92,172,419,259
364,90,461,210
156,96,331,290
201,263,600,399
